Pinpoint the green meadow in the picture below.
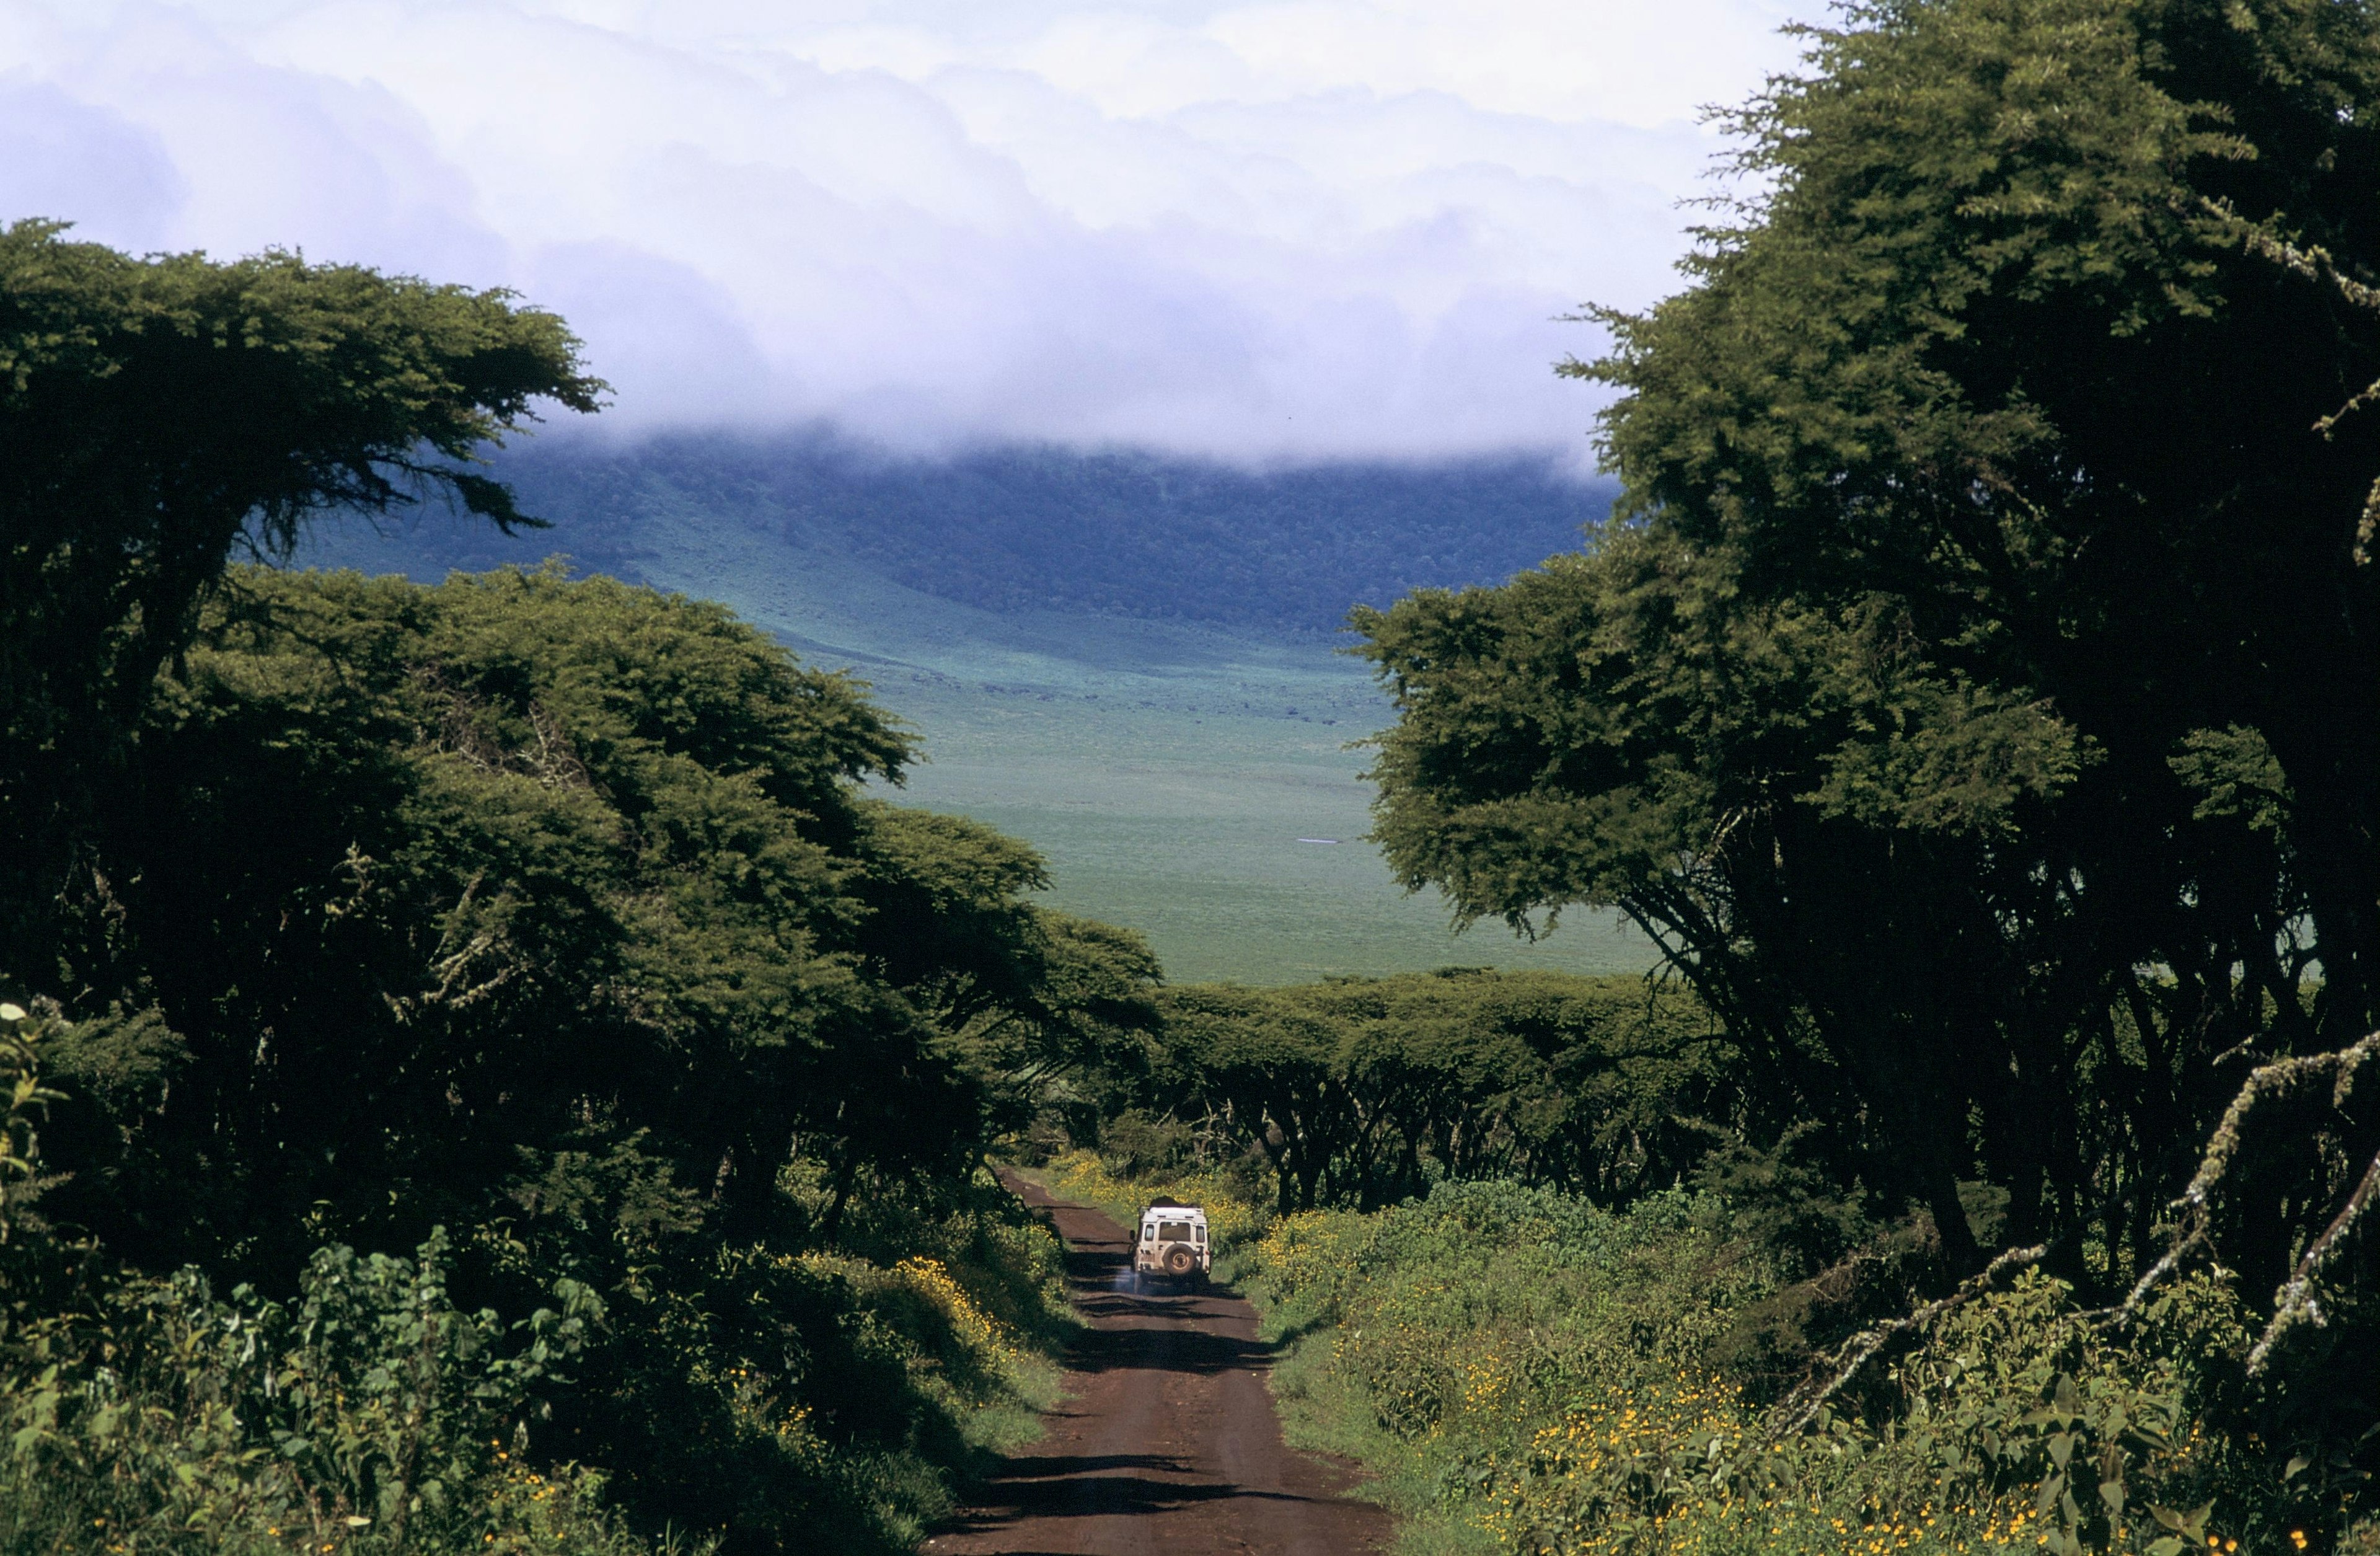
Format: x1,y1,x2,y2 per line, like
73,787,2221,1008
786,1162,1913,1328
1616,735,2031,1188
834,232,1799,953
868,684,1654,985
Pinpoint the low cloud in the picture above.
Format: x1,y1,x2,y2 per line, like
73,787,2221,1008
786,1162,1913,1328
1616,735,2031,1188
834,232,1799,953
0,0,1804,461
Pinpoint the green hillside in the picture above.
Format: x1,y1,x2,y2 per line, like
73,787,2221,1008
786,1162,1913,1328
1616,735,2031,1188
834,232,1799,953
488,433,1610,633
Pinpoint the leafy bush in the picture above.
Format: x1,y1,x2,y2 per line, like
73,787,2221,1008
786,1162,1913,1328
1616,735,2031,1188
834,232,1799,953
0,998,60,1251
0,1230,652,1556
1239,1182,2357,1556
1249,1183,1758,1462
550,1223,1064,1555
0,1152,1073,1556
1097,1111,1194,1180
1471,1270,2267,1556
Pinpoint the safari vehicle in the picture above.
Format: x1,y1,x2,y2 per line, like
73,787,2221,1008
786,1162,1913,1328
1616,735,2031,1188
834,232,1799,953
1129,1198,1210,1291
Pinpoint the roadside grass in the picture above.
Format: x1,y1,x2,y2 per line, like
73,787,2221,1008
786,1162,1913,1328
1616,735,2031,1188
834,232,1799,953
1265,1330,1492,1554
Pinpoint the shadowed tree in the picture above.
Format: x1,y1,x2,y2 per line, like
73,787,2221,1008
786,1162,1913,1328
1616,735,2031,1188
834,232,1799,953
0,219,602,978
1359,0,2379,1284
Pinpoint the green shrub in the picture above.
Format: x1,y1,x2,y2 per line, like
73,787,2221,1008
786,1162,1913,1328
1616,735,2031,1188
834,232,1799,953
0,1230,652,1556
487,1167,1072,1555
1470,1270,2265,1556
0,1191,1073,1556
1240,1182,2344,1556
1097,1111,1194,1180
1,1009,1072,1556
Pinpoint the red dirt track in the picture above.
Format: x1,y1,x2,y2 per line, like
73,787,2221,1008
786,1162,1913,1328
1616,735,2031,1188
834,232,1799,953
925,1174,1392,1556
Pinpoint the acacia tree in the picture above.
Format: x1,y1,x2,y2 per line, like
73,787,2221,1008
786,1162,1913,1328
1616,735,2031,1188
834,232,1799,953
1141,972,1732,1213
0,220,602,974
1359,0,2379,1284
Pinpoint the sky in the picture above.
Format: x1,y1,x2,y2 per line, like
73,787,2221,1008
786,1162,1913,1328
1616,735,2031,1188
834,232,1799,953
0,0,1806,462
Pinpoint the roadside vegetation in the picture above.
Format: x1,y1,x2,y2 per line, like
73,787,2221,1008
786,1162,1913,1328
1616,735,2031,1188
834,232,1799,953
1240,1183,2279,1556
1046,972,2368,1554
0,222,1158,1554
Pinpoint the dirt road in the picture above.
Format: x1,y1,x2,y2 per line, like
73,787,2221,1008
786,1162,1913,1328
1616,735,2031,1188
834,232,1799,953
927,1175,1392,1556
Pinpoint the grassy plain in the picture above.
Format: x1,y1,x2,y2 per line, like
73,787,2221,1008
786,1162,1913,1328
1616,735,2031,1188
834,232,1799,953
302,489,1654,984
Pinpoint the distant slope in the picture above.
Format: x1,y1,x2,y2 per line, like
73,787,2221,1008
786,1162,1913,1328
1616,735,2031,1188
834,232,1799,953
301,436,1654,984
477,433,1610,637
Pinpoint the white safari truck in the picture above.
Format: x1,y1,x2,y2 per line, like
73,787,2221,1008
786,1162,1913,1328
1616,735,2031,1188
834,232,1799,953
1129,1198,1211,1291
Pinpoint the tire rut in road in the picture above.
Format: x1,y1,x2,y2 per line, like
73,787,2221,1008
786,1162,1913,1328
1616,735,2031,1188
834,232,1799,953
925,1174,1391,1556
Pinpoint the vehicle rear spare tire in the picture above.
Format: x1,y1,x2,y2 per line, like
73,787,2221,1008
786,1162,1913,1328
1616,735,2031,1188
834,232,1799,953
1165,1247,1194,1277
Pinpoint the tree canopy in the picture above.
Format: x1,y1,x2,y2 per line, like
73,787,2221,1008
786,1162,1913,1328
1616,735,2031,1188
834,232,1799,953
42,562,1156,1276
1358,0,2380,1284
0,219,603,968
1111,970,1732,1216
0,229,1165,1552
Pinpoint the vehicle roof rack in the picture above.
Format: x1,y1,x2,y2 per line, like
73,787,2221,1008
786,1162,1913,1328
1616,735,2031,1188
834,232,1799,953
1145,1195,1195,1209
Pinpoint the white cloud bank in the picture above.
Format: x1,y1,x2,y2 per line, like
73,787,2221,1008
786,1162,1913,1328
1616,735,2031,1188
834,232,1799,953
0,0,1805,461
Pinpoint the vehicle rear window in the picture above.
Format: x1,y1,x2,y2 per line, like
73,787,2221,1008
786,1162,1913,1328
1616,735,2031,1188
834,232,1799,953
1157,1221,1192,1241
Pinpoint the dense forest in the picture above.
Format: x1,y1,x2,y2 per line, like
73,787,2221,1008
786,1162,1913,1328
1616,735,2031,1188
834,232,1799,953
0,221,1165,1554
6,0,2380,1549
436,434,1610,637
1359,0,2380,1280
